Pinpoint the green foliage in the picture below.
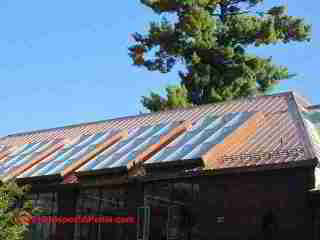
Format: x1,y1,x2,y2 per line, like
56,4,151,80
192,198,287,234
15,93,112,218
0,181,32,240
142,85,192,112
130,0,311,112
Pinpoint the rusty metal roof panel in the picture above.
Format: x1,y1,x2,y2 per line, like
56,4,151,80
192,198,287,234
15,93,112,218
205,112,307,169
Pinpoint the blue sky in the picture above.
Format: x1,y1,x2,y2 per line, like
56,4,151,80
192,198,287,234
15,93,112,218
0,0,318,137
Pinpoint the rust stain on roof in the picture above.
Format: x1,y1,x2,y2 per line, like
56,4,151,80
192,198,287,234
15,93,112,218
202,112,264,169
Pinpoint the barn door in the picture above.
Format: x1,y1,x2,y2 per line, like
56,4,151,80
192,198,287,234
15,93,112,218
137,204,187,240
167,205,183,240
137,206,150,240
167,205,191,240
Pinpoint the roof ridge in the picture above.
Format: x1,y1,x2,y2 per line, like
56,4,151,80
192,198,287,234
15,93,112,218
2,91,293,139
290,93,317,160
293,92,312,107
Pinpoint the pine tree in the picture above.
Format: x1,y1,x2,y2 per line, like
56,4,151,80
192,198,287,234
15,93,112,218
129,0,311,111
0,181,32,240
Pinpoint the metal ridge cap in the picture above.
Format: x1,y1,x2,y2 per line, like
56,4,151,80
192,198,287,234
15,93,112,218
290,92,317,160
293,91,312,107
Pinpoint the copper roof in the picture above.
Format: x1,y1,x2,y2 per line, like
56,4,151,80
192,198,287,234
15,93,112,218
0,92,318,183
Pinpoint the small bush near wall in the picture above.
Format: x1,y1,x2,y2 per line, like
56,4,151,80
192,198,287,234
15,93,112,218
0,181,31,240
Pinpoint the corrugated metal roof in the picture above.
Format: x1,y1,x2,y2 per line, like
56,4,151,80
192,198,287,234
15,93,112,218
0,92,317,183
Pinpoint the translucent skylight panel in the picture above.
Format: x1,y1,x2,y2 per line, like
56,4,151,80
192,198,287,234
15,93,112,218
52,148,73,160
183,112,249,159
191,115,218,130
161,126,222,162
3,152,32,167
24,146,73,177
104,126,154,155
44,156,80,176
145,123,169,137
7,153,36,168
147,132,197,163
78,154,110,172
145,117,223,163
179,116,224,144
45,161,69,175
8,144,32,157
11,141,62,178
106,123,175,168
68,145,96,163
2,165,15,174
90,146,129,170
186,142,215,160
55,127,150,171
70,135,91,147
54,147,78,162
91,154,119,170
128,126,152,139
18,145,64,178
18,162,48,178
67,146,91,161
166,144,196,162
34,140,56,153
76,134,98,148
3,155,22,167
66,135,88,147
88,132,110,146
145,146,178,164
22,142,45,155
30,161,61,177
108,149,142,168
170,131,197,147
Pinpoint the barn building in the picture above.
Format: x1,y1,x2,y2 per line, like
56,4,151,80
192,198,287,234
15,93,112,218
0,91,320,240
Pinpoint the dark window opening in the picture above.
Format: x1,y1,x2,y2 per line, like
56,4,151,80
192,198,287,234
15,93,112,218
262,210,278,240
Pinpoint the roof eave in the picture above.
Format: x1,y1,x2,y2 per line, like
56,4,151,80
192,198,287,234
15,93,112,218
15,174,62,185
133,158,318,182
